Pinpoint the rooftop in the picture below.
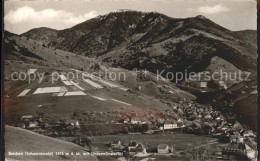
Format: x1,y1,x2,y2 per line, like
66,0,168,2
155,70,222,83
112,140,120,144
128,142,137,147
157,144,169,149
164,120,177,124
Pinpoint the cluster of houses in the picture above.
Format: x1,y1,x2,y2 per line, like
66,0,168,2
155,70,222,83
109,140,147,156
109,140,175,157
220,130,257,160
19,115,42,129
182,102,242,135
106,132,256,159
181,101,258,160
18,115,80,137
123,116,184,132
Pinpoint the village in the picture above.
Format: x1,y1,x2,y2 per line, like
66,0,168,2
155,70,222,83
10,68,258,160
16,99,257,160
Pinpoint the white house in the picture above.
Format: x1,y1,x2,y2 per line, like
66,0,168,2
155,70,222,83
131,117,143,124
245,144,256,160
28,121,38,128
243,130,255,137
200,82,208,88
163,120,178,130
230,135,244,143
27,69,37,75
75,121,80,128
123,118,130,124
129,143,147,156
250,90,257,95
21,115,33,120
219,81,227,90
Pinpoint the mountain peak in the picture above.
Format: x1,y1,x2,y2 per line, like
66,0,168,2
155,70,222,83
195,15,207,20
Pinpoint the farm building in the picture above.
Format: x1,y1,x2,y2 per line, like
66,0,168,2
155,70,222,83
111,140,122,149
27,121,38,129
128,143,146,156
157,144,169,154
21,115,33,120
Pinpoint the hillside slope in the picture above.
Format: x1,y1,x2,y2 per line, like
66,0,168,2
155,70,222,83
5,125,98,160
234,30,257,44
22,27,58,44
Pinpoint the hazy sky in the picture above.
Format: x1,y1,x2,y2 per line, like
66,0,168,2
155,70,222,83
4,0,257,34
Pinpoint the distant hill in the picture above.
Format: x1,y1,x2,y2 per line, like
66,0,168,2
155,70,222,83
22,27,58,44
3,31,96,75
21,11,257,83
4,30,17,38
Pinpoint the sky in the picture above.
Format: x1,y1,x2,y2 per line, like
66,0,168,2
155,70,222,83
4,0,257,34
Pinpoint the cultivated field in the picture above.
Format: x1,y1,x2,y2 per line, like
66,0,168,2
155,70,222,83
90,134,223,151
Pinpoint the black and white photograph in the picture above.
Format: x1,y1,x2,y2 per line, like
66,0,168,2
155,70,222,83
2,0,258,160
